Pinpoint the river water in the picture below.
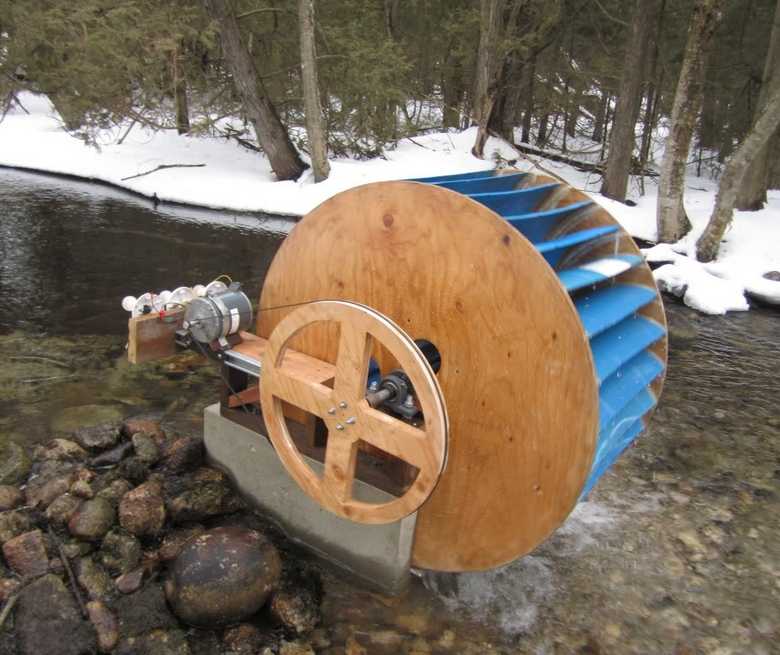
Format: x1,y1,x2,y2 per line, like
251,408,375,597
1,167,778,654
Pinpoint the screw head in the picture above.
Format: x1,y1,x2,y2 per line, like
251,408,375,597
345,416,356,425
335,423,344,431
339,401,348,409
327,407,336,415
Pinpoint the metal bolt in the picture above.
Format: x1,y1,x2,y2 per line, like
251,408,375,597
335,423,344,431
339,401,348,409
403,394,415,408
327,407,336,415
368,380,379,391
345,416,356,425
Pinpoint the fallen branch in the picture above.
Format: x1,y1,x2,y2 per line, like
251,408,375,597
513,142,658,178
121,163,205,181
48,526,88,618
0,594,18,630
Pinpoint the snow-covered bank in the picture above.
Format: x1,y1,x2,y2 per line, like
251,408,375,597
0,93,513,216
2,92,778,314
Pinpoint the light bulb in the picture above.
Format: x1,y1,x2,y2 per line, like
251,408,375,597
132,292,154,317
193,284,207,297
205,280,228,296
121,295,137,312
170,286,196,305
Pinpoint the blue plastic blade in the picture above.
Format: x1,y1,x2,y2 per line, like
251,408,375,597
536,225,619,267
434,172,528,194
590,316,665,384
411,169,496,184
504,200,595,243
558,254,643,292
599,350,664,430
575,284,657,338
581,418,644,498
467,183,560,216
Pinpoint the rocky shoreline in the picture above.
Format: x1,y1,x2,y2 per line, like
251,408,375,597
0,416,323,655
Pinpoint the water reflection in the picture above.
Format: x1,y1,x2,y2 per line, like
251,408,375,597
0,168,290,335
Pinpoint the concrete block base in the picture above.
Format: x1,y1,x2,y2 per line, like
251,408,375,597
203,404,414,594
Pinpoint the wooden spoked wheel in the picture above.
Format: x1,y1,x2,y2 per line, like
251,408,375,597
259,300,448,524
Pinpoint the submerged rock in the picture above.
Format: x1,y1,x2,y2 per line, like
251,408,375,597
76,556,113,601
68,498,115,541
95,478,133,506
87,600,119,653
0,441,31,485
51,404,125,435
165,526,281,626
0,509,33,544
158,525,205,562
0,485,23,511
117,629,191,655
99,529,142,575
132,432,161,464
16,574,96,655
33,438,88,463
162,436,203,473
123,417,166,445
118,456,150,485
115,583,178,639
115,567,145,594
270,567,322,635
25,467,77,509
91,442,134,468
2,529,49,578
73,422,122,451
166,479,243,524
46,493,83,527
119,480,166,536
222,623,264,653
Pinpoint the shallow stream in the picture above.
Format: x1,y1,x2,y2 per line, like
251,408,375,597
1,168,778,654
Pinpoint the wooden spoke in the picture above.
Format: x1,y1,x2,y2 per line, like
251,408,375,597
334,327,371,401
263,368,334,419
354,405,431,470
322,433,358,502
260,300,448,525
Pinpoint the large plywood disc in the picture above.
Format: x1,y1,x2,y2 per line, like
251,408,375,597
258,181,599,572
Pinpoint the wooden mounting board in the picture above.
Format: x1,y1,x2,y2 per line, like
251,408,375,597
127,309,185,364
257,181,599,572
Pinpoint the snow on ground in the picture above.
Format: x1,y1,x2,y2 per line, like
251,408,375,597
2,92,779,314
514,134,780,314
0,92,513,216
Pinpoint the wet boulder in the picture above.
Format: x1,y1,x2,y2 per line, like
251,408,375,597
99,529,142,575
222,623,264,653
68,497,116,541
119,480,166,536
115,567,145,594
16,574,96,655
2,529,49,578
118,456,150,485
33,438,88,463
51,404,125,435
0,441,31,485
91,442,134,468
0,485,23,511
165,526,281,626
25,463,78,509
115,583,178,639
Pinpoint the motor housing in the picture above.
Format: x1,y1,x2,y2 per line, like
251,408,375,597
183,286,253,345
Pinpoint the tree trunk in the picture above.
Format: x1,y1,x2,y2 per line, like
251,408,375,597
298,0,330,182
735,0,780,211
537,113,549,146
442,55,464,129
472,0,505,157
520,56,536,144
600,0,658,201
696,86,780,261
592,91,608,143
656,0,722,242
172,47,190,135
204,0,305,181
